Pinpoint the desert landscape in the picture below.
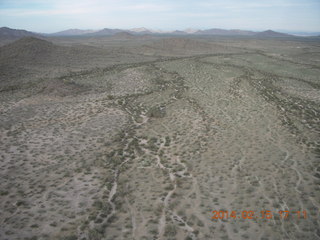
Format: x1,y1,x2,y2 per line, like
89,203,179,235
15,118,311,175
0,27,319,240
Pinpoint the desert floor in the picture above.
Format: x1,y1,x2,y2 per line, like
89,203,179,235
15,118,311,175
0,35,319,240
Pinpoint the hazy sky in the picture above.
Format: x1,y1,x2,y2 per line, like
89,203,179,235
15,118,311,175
0,0,319,33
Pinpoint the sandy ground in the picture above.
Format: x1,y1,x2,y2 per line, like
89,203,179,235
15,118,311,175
0,36,319,240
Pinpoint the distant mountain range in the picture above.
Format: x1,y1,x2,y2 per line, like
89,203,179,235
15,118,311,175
1,26,319,40
0,27,40,40
48,29,97,36
49,27,293,37
45,28,317,37
282,31,320,37
254,30,291,38
195,28,256,36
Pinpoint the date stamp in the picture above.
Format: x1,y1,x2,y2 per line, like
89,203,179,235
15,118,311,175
211,210,307,220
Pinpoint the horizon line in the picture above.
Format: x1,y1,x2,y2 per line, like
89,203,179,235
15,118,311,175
2,26,320,35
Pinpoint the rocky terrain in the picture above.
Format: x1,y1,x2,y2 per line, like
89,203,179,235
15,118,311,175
0,35,319,240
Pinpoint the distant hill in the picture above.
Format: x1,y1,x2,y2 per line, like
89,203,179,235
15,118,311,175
184,28,199,34
49,29,97,36
283,31,320,36
130,27,149,32
196,28,256,36
196,28,293,37
229,29,256,36
171,30,188,35
129,30,154,35
86,28,123,36
111,32,136,39
255,30,292,37
111,32,153,41
0,37,111,91
0,27,40,40
41,27,297,37
129,27,154,35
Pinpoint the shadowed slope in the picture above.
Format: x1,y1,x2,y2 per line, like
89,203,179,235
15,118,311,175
0,37,111,90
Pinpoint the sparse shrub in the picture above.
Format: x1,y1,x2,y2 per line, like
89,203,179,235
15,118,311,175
50,222,57,227
63,235,78,240
147,105,166,118
30,224,39,228
165,224,177,236
165,136,171,146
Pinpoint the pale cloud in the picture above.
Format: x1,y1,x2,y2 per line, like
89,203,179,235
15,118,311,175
0,8,89,16
122,3,171,11
0,0,319,32
199,0,313,9
0,0,173,16
0,0,99,16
